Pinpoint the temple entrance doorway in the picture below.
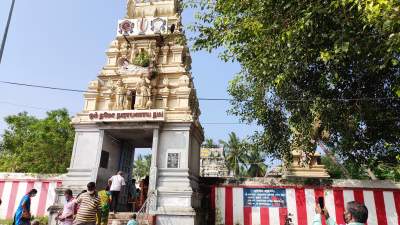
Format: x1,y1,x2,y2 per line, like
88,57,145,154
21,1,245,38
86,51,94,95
96,128,153,212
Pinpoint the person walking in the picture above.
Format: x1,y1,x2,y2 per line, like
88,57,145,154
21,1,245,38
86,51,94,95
108,171,126,213
313,201,368,225
74,182,101,225
56,189,76,225
97,186,111,225
13,189,38,225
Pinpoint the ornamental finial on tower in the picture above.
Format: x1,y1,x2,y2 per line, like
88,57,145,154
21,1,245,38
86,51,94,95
126,0,178,19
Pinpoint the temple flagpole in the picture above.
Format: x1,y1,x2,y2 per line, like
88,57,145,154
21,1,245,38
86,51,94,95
0,0,16,64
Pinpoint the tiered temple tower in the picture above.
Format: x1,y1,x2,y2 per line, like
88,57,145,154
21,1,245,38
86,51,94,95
49,1,204,224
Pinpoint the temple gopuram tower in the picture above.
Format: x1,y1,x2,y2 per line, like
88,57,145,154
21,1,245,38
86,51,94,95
49,1,204,224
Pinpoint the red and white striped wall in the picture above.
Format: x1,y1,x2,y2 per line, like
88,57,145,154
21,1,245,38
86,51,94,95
212,184,400,225
0,173,62,219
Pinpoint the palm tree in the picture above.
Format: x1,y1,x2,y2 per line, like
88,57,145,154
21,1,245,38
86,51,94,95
203,138,216,148
245,148,268,177
220,132,246,177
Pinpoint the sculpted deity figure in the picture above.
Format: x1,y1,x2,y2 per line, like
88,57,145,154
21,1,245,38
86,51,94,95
115,80,127,110
135,75,152,109
124,90,133,110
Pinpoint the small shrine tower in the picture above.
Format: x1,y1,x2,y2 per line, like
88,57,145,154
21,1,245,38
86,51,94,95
49,1,204,224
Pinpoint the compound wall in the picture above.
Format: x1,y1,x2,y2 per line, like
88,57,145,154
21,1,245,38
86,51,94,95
0,173,62,219
211,179,400,225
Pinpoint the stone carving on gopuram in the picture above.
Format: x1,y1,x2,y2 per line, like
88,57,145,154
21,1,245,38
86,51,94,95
73,0,200,124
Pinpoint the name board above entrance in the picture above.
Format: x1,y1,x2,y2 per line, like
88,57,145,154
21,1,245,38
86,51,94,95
88,109,165,122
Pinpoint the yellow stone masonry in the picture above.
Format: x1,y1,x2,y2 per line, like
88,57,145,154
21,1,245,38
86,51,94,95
73,0,200,125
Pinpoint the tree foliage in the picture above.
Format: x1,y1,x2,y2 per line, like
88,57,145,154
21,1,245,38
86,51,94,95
202,138,218,148
220,132,267,177
186,0,400,169
0,109,74,173
322,155,400,181
132,154,151,181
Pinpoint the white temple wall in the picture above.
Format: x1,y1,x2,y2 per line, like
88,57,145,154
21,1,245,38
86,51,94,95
157,128,189,169
96,133,122,189
190,136,201,177
63,127,104,187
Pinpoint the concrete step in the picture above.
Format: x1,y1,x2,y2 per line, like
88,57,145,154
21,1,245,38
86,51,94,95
109,212,134,220
108,212,155,225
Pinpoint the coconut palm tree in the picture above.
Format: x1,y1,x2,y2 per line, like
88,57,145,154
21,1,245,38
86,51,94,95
202,138,217,148
220,132,246,177
245,147,268,177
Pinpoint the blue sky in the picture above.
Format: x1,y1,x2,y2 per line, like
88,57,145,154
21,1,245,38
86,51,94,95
0,0,261,145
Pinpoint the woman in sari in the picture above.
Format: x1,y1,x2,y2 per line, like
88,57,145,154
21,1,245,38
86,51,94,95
97,185,111,225
14,189,38,225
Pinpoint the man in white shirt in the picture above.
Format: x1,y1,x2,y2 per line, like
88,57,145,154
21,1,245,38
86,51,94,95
108,171,126,213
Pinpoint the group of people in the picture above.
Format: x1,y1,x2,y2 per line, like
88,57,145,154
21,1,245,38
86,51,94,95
7,171,143,225
54,181,138,225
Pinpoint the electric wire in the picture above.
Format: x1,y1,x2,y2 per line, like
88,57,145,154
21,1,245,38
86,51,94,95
1,80,400,102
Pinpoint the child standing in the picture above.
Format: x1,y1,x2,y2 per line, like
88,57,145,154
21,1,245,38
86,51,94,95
126,214,138,225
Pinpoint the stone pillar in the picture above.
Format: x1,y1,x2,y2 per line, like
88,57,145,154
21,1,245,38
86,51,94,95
49,124,104,225
63,125,104,187
154,123,203,225
149,128,159,212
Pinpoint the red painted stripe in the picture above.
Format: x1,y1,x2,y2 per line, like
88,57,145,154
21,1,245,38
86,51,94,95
393,191,400,225
353,189,365,204
26,181,35,193
373,190,388,225
0,181,5,199
352,189,368,225
211,186,215,209
244,207,252,225
260,207,269,225
314,189,326,225
279,207,288,225
6,181,20,219
295,188,308,225
333,189,345,225
37,182,49,216
225,186,233,225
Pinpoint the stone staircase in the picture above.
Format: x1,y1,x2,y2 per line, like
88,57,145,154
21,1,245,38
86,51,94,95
108,212,156,225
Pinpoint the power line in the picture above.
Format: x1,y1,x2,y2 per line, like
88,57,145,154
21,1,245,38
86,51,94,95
0,80,399,102
0,80,87,93
0,80,229,101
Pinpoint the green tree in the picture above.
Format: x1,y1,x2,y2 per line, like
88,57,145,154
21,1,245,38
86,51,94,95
132,154,151,181
0,109,74,173
186,0,400,170
220,132,246,177
321,156,369,179
202,138,217,148
243,143,268,177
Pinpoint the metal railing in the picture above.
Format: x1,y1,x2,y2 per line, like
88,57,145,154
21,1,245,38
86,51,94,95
136,191,156,225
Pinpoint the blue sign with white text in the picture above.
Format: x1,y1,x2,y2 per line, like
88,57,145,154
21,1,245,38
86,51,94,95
243,188,287,208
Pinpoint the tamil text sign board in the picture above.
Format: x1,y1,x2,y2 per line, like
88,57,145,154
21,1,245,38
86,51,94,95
243,188,287,208
88,109,165,122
